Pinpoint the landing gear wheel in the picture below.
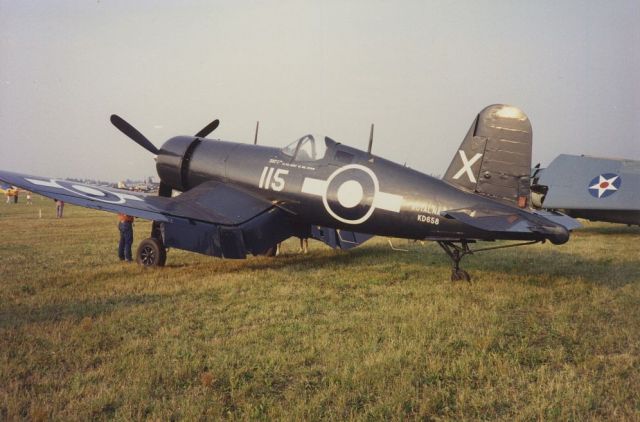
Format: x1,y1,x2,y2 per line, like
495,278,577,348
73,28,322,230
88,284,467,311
136,237,166,267
451,269,471,282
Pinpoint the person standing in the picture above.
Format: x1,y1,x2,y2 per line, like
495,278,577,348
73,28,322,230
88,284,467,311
55,199,64,218
26,192,32,205
118,213,135,262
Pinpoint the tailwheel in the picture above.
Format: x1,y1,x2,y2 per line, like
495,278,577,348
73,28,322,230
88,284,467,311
136,237,167,267
437,241,473,283
436,239,543,282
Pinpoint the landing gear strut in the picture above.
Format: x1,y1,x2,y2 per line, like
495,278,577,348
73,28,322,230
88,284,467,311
436,239,543,282
437,241,472,282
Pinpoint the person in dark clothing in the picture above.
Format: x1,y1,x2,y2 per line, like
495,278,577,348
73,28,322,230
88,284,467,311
117,213,134,261
55,199,64,218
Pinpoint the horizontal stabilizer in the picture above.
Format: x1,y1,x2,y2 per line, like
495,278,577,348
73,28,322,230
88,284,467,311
442,209,533,233
442,206,579,244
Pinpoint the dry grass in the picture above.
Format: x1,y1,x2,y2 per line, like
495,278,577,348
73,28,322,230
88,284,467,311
1,196,639,420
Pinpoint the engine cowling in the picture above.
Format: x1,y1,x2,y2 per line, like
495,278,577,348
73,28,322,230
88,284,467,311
156,136,201,192
156,136,238,192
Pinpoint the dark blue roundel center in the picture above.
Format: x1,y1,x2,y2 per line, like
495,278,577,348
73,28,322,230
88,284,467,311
588,173,621,198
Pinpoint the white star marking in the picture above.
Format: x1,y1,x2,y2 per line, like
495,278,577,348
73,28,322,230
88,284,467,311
589,174,619,198
452,150,483,183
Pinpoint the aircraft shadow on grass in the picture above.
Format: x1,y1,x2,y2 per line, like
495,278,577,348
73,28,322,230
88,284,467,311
2,245,635,330
171,242,638,289
574,225,640,236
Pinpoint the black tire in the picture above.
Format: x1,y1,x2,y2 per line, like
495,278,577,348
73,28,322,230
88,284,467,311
136,237,166,267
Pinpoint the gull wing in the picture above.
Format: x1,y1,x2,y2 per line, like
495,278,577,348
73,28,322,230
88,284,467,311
0,170,276,225
0,170,297,257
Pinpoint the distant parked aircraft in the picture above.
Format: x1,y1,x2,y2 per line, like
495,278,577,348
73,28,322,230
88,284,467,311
531,154,640,226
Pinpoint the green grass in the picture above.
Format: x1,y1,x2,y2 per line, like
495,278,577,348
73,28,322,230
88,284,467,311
1,197,639,420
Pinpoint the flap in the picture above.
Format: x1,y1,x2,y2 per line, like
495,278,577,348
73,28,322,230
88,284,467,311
147,181,274,225
311,226,374,249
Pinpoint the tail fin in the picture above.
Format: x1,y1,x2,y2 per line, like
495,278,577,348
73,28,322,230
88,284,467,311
443,104,533,207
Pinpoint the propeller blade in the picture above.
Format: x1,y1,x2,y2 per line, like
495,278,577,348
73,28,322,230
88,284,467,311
195,119,220,138
110,114,159,155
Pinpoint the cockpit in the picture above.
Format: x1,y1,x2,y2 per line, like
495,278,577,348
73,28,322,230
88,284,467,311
281,134,330,162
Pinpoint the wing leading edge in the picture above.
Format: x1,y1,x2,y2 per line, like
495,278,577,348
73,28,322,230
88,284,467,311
0,170,277,226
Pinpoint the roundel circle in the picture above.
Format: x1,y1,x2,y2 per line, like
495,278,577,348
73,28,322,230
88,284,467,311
322,164,379,224
57,180,126,203
587,173,622,199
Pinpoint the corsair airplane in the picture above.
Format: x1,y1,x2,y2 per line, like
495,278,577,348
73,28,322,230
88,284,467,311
0,104,579,281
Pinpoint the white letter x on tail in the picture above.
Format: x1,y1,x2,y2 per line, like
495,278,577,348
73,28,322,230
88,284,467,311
452,150,482,183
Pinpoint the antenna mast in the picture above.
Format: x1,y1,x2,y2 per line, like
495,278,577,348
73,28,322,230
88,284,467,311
367,123,374,155
253,121,260,145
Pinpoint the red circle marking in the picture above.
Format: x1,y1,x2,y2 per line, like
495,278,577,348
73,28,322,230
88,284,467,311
600,181,609,188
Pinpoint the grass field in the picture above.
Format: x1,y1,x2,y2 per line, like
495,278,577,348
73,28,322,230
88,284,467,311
1,196,639,420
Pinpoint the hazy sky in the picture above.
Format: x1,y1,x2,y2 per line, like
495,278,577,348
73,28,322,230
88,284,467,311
1,0,638,181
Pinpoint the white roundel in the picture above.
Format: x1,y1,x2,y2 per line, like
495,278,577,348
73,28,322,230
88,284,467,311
300,163,404,225
72,185,106,196
337,180,363,208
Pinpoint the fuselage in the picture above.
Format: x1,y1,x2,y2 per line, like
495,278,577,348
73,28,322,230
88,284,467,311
157,135,554,242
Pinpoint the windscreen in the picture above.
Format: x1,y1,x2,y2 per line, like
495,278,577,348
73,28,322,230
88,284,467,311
282,134,328,162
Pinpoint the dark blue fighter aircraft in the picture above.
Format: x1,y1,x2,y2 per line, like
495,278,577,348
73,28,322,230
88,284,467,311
0,104,579,281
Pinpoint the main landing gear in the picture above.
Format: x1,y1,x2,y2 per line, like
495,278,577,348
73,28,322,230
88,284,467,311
136,221,167,267
136,237,167,267
437,239,543,282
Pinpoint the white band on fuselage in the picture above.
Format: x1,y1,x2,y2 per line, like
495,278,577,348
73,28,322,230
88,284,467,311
300,164,403,224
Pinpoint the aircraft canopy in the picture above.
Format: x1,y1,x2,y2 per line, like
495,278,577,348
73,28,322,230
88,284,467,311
282,134,329,162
